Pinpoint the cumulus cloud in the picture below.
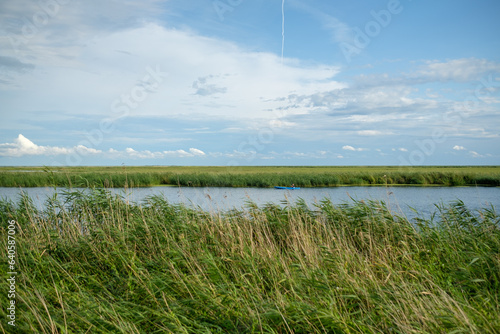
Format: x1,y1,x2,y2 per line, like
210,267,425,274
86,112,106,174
0,135,206,160
163,150,192,157
453,145,466,151
74,145,102,155
0,134,81,157
189,148,206,156
342,145,367,152
2,21,346,121
125,148,164,159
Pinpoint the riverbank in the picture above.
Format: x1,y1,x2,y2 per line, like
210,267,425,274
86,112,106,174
0,189,499,333
1,185,499,220
1,166,500,187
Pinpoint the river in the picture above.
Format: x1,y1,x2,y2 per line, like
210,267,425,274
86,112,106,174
0,186,498,219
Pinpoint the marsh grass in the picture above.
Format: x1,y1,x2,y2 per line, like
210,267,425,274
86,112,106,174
1,166,500,188
1,188,499,333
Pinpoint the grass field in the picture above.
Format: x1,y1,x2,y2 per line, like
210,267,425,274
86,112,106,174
0,166,500,188
0,189,499,333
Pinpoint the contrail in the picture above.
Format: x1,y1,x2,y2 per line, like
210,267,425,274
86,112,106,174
281,0,285,65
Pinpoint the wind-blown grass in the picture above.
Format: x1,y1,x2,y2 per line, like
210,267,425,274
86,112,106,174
1,165,500,187
1,189,499,333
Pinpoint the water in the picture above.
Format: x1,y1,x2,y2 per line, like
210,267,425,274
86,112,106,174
0,186,498,219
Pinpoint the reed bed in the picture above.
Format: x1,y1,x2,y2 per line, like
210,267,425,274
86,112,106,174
1,166,500,187
0,189,499,333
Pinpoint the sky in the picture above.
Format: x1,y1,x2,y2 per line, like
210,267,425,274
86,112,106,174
0,0,499,166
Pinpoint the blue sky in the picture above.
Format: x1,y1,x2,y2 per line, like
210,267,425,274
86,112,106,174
1,0,499,166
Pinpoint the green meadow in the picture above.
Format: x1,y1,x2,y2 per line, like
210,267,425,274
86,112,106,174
0,166,499,188
0,189,499,333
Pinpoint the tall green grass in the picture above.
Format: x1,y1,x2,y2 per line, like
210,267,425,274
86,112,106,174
1,166,500,187
1,189,499,333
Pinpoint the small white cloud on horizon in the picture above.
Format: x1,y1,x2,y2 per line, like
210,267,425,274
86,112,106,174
342,145,367,152
163,149,192,157
189,148,206,156
125,148,136,154
469,151,484,158
125,148,164,159
453,145,466,151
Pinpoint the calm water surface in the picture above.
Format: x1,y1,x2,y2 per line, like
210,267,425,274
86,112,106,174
1,186,498,219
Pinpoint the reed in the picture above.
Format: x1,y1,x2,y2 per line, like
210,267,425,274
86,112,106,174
0,189,499,333
1,166,499,187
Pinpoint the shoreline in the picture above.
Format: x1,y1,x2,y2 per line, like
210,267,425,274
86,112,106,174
1,182,499,188
1,165,499,188
1,191,499,333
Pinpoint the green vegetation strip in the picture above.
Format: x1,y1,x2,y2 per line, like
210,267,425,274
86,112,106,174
1,189,499,333
1,166,500,187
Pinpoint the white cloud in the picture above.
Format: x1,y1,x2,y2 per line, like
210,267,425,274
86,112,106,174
0,134,73,157
75,145,102,155
415,58,500,83
274,57,499,144
453,145,466,151
342,145,355,151
0,135,206,160
354,58,500,87
189,148,206,156
469,151,484,158
125,148,164,159
342,145,367,152
163,150,194,158
2,22,346,122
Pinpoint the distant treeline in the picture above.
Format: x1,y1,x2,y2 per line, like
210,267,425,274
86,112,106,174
1,166,499,187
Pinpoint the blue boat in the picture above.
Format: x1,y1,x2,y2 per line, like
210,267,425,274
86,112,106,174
274,186,300,190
